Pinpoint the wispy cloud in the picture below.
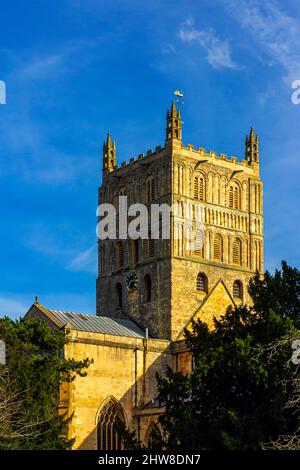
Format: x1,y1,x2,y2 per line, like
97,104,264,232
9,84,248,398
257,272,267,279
0,42,99,184
178,19,237,70
0,113,96,183
17,54,66,81
67,245,97,274
224,0,300,82
162,44,177,55
24,223,97,275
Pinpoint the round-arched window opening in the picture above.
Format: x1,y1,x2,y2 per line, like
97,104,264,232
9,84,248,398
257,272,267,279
144,274,152,303
196,273,208,293
116,283,123,308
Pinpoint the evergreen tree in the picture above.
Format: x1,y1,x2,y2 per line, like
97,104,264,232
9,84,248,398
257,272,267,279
121,261,300,450
0,316,91,449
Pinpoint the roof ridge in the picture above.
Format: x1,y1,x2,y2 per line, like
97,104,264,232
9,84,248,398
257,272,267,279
49,309,95,316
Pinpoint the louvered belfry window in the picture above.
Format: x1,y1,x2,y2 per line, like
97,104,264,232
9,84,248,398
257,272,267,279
146,177,155,202
194,176,204,200
232,238,242,265
214,234,223,261
229,185,240,209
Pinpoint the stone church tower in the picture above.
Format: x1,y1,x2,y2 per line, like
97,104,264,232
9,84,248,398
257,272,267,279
26,101,264,449
96,102,263,340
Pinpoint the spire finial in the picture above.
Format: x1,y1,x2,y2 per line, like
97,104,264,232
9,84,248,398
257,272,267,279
103,132,117,175
165,101,182,142
245,126,259,164
35,295,39,304
171,100,176,116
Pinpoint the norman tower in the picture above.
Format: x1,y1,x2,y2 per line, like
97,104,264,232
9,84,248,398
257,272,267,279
96,102,263,340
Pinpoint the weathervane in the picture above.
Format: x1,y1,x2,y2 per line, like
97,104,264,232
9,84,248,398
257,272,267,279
174,89,184,108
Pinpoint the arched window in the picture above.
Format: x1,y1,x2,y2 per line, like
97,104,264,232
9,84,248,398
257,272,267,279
194,230,204,256
148,231,154,258
213,234,223,261
116,283,123,308
196,273,208,293
97,398,124,450
119,187,127,197
194,176,204,200
232,238,242,265
234,187,239,209
146,423,162,449
146,176,155,202
229,184,240,209
144,274,151,303
229,186,233,208
233,280,243,300
254,240,261,271
116,242,124,268
132,239,139,264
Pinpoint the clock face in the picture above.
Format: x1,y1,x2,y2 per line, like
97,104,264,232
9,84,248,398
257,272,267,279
126,271,138,292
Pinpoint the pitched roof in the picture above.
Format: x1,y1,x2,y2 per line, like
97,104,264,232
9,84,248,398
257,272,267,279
28,304,147,338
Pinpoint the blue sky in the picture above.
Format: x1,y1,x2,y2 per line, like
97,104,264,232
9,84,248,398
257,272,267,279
0,0,300,318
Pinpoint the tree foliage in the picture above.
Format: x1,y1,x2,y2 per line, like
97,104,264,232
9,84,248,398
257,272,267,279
0,316,91,449
121,261,300,450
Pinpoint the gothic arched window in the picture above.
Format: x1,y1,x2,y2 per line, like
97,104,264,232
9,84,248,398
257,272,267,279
146,423,162,449
97,398,124,451
144,274,152,303
196,273,208,293
233,280,243,300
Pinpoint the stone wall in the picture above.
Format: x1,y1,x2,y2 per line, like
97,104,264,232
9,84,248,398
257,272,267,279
63,328,171,449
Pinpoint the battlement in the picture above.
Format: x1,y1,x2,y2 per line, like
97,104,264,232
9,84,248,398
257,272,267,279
102,102,260,181
105,144,167,177
182,143,257,170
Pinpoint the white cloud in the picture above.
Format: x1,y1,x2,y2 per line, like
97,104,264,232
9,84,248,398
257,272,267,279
24,223,97,275
224,0,300,82
162,44,177,54
17,54,65,81
67,245,97,274
0,107,96,184
0,43,98,185
178,19,237,70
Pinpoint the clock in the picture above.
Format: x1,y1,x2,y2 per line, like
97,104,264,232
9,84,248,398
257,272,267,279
125,271,138,292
